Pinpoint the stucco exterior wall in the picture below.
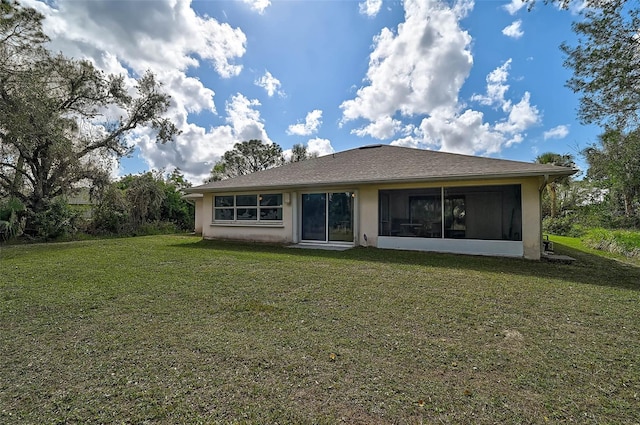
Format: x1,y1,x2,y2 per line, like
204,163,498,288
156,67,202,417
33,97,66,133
197,177,543,259
201,192,294,244
194,197,203,235
356,177,542,260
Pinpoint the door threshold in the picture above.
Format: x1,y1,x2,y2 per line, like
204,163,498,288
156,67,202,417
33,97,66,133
288,243,353,251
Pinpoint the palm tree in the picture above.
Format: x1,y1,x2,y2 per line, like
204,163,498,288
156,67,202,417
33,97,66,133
535,152,576,218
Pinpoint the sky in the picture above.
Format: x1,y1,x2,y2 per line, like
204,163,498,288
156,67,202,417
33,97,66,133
24,0,599,184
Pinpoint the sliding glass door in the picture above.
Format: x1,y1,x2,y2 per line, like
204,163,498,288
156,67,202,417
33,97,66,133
301,192,354,243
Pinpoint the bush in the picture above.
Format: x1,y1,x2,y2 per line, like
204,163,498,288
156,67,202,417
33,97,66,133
0,198,26,241
582,228,640,258
542,214,580,236
28,198,79,240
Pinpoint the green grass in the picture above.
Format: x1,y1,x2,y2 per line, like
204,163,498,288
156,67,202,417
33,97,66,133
1,235,639,424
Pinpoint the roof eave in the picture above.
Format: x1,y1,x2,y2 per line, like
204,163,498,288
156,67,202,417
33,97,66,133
185,169,577,194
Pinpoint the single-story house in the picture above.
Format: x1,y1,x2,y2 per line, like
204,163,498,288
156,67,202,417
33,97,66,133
184,144,576,260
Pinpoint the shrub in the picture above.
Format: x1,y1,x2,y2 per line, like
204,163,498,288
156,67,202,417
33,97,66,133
582,228,640,258
0,198,26,241
28,198,79,240
542,214,578,236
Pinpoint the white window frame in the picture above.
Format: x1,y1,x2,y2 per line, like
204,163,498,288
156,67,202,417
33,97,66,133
213,193,283,223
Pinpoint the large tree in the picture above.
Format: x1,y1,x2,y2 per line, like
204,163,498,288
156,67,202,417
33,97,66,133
560,0,640,130
0,1,179,235
208,139,284,181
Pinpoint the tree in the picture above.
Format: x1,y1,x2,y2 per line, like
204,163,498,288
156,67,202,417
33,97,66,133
560,0,640,130
289,143,318,162
535,152,576,218
208,139,284,181
583,128,640,217
0,1,179,236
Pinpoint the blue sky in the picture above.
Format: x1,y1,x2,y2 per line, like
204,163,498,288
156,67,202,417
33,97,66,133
27,0,598,183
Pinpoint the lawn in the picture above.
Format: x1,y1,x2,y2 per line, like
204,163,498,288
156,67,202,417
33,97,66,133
1,235,639,424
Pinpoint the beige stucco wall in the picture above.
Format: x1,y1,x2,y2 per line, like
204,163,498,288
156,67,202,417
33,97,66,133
201,192,294,244
197,177,543,259
194,197,203,235
356,177,542,260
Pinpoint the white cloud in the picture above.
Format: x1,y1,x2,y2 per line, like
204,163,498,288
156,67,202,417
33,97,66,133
495,92,541,134
544,125,570,140
287,110,323,136
340,0,474,133
359,0,383,17
255,71,284,97
241,0,271,14
21,0,255,183
342,0,542,156
504,0,526,15
417,109,507,154
471,59,512,111
225,94,272,144
352,116,402,139
307,138,335,156
138,93,272,183
502,20,524,39
27,0,246,78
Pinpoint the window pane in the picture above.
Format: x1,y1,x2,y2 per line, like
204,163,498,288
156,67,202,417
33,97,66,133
237,208,258,220
236,195,257,206
215,208,234,220
260,207,282,220
260,194,282,206
215,196,234,207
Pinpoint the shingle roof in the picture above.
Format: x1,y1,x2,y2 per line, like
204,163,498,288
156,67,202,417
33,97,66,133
186,144,576,193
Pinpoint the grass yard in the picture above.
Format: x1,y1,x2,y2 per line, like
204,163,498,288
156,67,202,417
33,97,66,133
1,235,639,424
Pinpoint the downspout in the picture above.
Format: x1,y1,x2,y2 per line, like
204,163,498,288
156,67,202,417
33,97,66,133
539,174,549,256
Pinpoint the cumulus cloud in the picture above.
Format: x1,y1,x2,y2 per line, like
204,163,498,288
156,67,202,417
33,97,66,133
139,93,272,183
307,138,335,156
287,110,323,136
21,0,257,183
502,20,524,39
241,0,271,14
352,116,402,139
543,125,570,140
255,71,284,97
504,0,526,15
471,59,512,111
359,0,383,17
341,0,474,141
343,0,542,156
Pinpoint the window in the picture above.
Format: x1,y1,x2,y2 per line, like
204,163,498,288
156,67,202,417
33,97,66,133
213,194,283,223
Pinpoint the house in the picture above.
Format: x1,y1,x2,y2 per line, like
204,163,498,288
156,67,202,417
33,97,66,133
184,144,576,260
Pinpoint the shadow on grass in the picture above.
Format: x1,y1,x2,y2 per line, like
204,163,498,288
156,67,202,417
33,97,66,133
171,238,640,292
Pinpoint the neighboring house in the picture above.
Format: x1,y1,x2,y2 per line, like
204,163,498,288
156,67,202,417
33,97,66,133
185,145,576,259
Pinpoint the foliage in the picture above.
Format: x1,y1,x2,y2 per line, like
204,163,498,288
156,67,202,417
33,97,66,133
90,171,193,236
0,1,179,237
1,235,639,423
535,152,576,218
0,196,24,240
26,197,78,240
582,227,640,258
583,128,640,217
208,139,284,181
289,143,318,162
542,214,582,237
561,0,640,130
